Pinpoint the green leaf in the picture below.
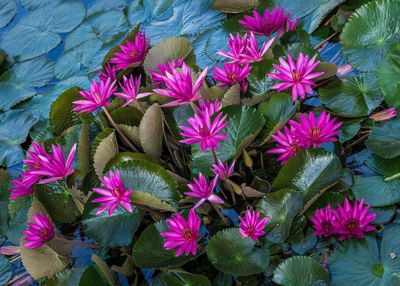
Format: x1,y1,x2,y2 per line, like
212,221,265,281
352,176,400,207
221,84,241,107
93,129,119,177
367,154,400,180
313,62,337,81
273,256,329,285
153,272,212,286
0,254,12,286
132,220,194,268
319,74,382,117
339,120,362,143
257,189,303,243
36,181,81,223
340,0,400,71
6,196,32,245
139,104,164,159
377,43,400,108
212,0,258,13
193,106,265,175
0,1,85,60
78,123,91,178
118,159,180,210
82,207,142,248
206,228,269,276
79,266,109,286
272,149,343,202
49,87,84,135
109,105,142,126
45,268,86,286
0,0,16,28
329,226,400,286
366,118,400,158
143,36,194,73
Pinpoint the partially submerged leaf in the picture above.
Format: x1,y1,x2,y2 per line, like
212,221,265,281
139,104,164,159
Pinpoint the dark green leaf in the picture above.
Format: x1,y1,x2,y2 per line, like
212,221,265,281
0,254,12,286
153,272,211,286
366,118,400,158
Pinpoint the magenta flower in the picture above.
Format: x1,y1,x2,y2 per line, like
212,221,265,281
23,212,55,249
161,209,201,257
195,99,222,119
179,111,228,152
92,170,133,215
289,111,342,147
369,108,398,122
98,63,117,82
218,33,274,64
212,159,235,181
239,7,298,37
32,144,77,184
114,75,152,107
267,127,303,164
212,63,251,92
310,204,336,237
153,63,208,107
268,53,324,101
150,58,184,87
110,32,149,71
73,78,117,113
332,199,376,240
9,174,37,200
239,209,268,240
23,141,51,170
185,173,223,209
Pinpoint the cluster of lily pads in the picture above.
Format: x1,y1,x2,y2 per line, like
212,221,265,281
1,0,400,285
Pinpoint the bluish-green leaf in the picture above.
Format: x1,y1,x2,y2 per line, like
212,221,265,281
366,118,400,158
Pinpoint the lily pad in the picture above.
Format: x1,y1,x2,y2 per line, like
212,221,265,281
329,226,400,285
132,220,194,268
212,0,259,13
0,1,85,60
319,74,382,117
206,228,269,276
153,272,211,286
139,104,164,159
272,149,343,202
366,118,400,159
0,255,12,286
340,0,400,71
377,43,400,109
273,256,330,285
257,189,303,243
0,0,17,29
93,129,119,177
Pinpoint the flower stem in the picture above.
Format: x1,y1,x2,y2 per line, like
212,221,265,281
134,100,145,114
102,107,140,152
210,148,218,165
53,235,100,249
211,202,228,225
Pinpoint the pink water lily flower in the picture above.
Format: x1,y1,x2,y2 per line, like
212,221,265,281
153,62,208,107
23,212,55,249
161,209,201,257
239,7,298,36
9,174,37,200
332,199,376,240
267,126,303,164
110,32,149,71
289,111,342,147
369,107,398,122
92,170,133,216
98,63,117,82
239,209,269,240
185,173,223,209
73,78,117,113
212,159,235,181
212,62,252,92
218,33,274,64
114,74,152,107
150,59,184,87
180,111,228,152
195,99,222,118
311,204,336,237
268,53,324,101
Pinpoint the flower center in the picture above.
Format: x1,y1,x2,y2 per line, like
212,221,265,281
246,225,255,235
346,219,359,233
322,221,332,233
93,91,102,103
39,228,49,239
228,73,238,82
112,188,122,198
290,143,300,153
292,70,301,81
309,127,321,137
182,227,195,240
199,126,210,137
129,49,139,57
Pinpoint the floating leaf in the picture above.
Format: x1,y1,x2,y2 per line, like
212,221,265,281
313,62,337,81
257,189,303,243
329,226,400,285
0,1,85,60
206,228,269,276
143,36,193,73
212,0,259,13
139,104,164,159
353,176,400,207
339,120,362,143
82,207,142,248
0,0,17,29
118,159,180,210
45,267,86,286
93,129,119,177
80,266,109,286
221,84,241,107
0,255,12,286
87,0,127,16
5,196,32,245
132,220,194,268
366,118,400,158
273,256,329,285
319,74,382,117
377,43,400,109
153,271,212,286
340,0,400,71
272,149,343,202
